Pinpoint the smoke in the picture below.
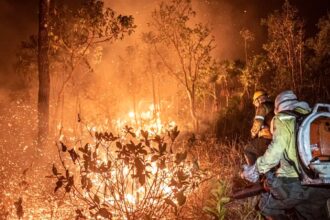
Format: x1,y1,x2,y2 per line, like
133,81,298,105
0,0,328,105
0,0,38,90
103,0,282,62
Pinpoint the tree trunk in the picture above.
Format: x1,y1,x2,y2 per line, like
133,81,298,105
186,89,199,132
148,49,158,117
244,39,248,65
37,0,50,150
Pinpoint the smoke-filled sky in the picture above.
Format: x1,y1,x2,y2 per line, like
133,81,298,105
0,0,329,91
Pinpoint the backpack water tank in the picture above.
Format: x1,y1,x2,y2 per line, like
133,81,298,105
298,104,330,185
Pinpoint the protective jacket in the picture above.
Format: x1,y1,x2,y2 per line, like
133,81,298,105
256,107,310,177
251,101,273,139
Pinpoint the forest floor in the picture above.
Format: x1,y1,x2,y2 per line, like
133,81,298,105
0,100,261,219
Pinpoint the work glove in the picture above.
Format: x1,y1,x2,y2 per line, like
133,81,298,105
240,164,259,183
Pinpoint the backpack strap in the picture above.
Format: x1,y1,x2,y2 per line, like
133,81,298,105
280,110,306,126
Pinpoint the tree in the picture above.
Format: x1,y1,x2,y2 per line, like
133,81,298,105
147,0,216,132
48,0,135,129
306,13,330,101
37,0,50,149
240,28,255,65
240,54,273,96
262,0,305,94
16,0,135,139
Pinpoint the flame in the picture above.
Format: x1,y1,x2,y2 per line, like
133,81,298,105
48,102,201,219
125,194,136,204
113,103,176,138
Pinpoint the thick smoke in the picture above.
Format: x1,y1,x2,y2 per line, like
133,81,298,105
0,0,328,94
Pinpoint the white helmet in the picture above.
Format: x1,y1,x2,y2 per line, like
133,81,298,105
274,90,310,114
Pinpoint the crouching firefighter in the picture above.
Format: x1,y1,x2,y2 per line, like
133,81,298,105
241,90,330,220
244,90,274,165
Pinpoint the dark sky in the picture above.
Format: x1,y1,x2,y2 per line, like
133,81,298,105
0,0,328,91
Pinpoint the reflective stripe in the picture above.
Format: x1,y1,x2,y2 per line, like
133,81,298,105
278,115,295,120
255,115,265,120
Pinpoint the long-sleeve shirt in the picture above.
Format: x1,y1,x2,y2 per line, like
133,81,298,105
256,112,300,177
251,102,273,139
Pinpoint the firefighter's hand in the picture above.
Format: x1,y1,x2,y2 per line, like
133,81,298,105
240,164,259,183
250,130,257,139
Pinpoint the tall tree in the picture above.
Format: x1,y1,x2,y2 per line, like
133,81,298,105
306,13,330,101
147,0,216,132
17,0,135,138
37,0,50,149
263,0,305,94
240,28,255,65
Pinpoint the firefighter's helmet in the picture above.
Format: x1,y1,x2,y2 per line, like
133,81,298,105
253,90,267,105
274,90,297,113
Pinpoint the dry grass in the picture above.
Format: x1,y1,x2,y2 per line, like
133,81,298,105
0,101,259,219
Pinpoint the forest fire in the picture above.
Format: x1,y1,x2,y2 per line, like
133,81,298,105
113,104,177,138
51,117,207,219
0,0,329,219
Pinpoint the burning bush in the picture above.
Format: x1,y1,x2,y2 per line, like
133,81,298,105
51,125,209,219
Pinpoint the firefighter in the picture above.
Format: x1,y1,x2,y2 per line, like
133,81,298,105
244,90,274,165
241,90,330,220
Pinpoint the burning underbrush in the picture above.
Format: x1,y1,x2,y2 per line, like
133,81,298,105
0,103,258,219
50,116,214,219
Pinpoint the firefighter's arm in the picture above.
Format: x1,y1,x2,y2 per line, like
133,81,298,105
256,117,287,174
251,118,263,138
250,106,266,138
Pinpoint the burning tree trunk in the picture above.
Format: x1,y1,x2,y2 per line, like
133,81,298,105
37,0,50,149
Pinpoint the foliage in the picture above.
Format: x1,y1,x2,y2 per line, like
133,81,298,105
17,0,135,90
262,0,305,94
51,125,208,219
203,180,231,220
235,197,263,220
304,12,330,102
146,0,217,131
240,55,274,97
240,28,255,64
15,0,136,132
